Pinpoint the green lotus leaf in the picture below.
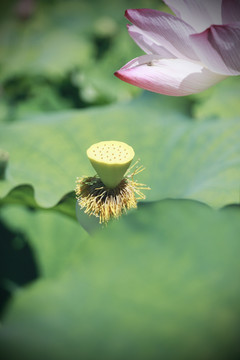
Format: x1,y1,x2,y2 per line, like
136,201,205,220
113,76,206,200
1,200,240,359
0,93,239,209
0,204,88,279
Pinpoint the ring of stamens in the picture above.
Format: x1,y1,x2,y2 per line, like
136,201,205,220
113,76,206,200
75,161,150,224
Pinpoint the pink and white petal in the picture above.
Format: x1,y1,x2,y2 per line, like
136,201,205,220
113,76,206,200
191,24,240,75
163,0,222,32
125,9,198,61
222,0,240,24
127,24,176,58
114,55,227,96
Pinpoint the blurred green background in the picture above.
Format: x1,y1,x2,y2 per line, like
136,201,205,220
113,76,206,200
0,0,240,359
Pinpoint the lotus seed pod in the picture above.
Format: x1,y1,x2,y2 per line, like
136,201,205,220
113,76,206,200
87,141,135,188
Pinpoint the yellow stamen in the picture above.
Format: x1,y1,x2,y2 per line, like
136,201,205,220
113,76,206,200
75,164,150,224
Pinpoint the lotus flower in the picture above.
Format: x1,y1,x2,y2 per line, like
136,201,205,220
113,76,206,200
114,0,240,96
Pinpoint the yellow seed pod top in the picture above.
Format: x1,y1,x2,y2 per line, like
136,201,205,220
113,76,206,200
87,141,135,188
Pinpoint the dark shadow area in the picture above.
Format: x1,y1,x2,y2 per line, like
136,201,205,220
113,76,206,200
0,218,39,318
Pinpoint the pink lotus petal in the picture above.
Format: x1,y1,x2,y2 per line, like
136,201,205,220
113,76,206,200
114,55,226,96
191,24,240,75
222,0,240,24
125,9,198,61
163,0,222,32
127,24,176,58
